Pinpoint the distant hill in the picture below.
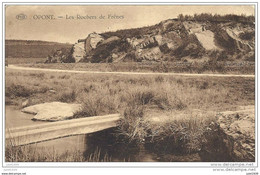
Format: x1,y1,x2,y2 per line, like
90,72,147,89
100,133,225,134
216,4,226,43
5,40,72,58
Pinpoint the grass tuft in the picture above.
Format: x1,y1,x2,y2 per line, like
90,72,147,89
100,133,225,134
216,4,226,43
57,90,76,103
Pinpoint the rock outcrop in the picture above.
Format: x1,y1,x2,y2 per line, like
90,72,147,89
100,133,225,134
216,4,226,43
70,32,104,62
86,32,104,51
67,14,254,63
217,106,255,161
183,21,220,50
22,102,82,121
71,42,85,62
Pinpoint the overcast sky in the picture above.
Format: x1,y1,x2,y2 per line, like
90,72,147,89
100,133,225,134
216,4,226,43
5,5,255,44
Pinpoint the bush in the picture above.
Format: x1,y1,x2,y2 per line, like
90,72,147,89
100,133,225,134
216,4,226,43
118,102,147,141
178,13,254,23
208,50,228,61
239,31,255,40
57,90,76,103
73,92,117,118
6,84,33,98
123,52,139,62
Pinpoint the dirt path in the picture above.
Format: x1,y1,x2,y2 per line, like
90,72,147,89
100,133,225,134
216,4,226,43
6,65,255,78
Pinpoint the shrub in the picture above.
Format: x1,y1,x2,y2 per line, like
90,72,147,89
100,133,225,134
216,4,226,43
73,93,117,118
57,90,76,103
118,103,147,142
208,50,228,61
198,82,209,90
178,13,254,23
58,75,71,79
146,113,217,154
29,73,45,78
239,31,255,41
6,84,33,98
123,52,139,62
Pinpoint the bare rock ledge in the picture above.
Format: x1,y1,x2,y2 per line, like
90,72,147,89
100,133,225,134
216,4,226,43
217,106,255,162
22,102,82,121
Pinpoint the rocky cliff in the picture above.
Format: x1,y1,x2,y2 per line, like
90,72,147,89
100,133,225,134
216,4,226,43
65,14,255,63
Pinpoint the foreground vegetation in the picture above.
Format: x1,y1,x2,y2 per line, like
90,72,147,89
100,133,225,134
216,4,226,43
5,68,254,161
5,143,111,162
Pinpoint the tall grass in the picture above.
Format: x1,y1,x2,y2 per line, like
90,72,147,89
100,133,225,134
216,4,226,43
5,143,111,162
118,88,217,152
146,113,217,153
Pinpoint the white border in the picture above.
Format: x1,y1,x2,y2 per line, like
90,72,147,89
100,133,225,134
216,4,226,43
0,1,258,173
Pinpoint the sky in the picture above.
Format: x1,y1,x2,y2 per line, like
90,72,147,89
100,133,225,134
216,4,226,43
5,5,255,44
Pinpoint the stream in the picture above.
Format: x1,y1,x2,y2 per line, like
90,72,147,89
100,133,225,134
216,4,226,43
5,106,228,162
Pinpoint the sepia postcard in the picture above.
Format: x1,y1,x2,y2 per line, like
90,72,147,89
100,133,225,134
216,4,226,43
1,1,258,175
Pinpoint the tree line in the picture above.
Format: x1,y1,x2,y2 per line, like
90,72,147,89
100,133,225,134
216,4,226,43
178,13,255,23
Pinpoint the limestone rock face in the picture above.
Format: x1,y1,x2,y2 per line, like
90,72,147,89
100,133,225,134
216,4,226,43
154,33,182,50
85,32,104,51
225,27,253,51
101,36,120,45
217,106,255,161
127,36,157,49
72,42,86,62
183,21,220,50
68,18,254,63
195,30,220,50
137,47,162,61
22,102,82,121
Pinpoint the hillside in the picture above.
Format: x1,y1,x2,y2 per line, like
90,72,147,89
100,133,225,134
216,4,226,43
5,40,72,58
33,14,255,64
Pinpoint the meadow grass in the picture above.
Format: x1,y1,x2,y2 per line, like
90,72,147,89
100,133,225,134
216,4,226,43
5,142,111,162
5,69,255,161
6,57,46,64
5,69,254,111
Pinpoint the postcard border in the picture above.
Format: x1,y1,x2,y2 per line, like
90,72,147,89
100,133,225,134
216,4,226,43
1,1,258,169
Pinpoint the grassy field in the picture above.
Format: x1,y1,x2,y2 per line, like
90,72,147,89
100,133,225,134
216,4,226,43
18,60,255,74
6,57,46,64
6,69,254,111
5,68,255,161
